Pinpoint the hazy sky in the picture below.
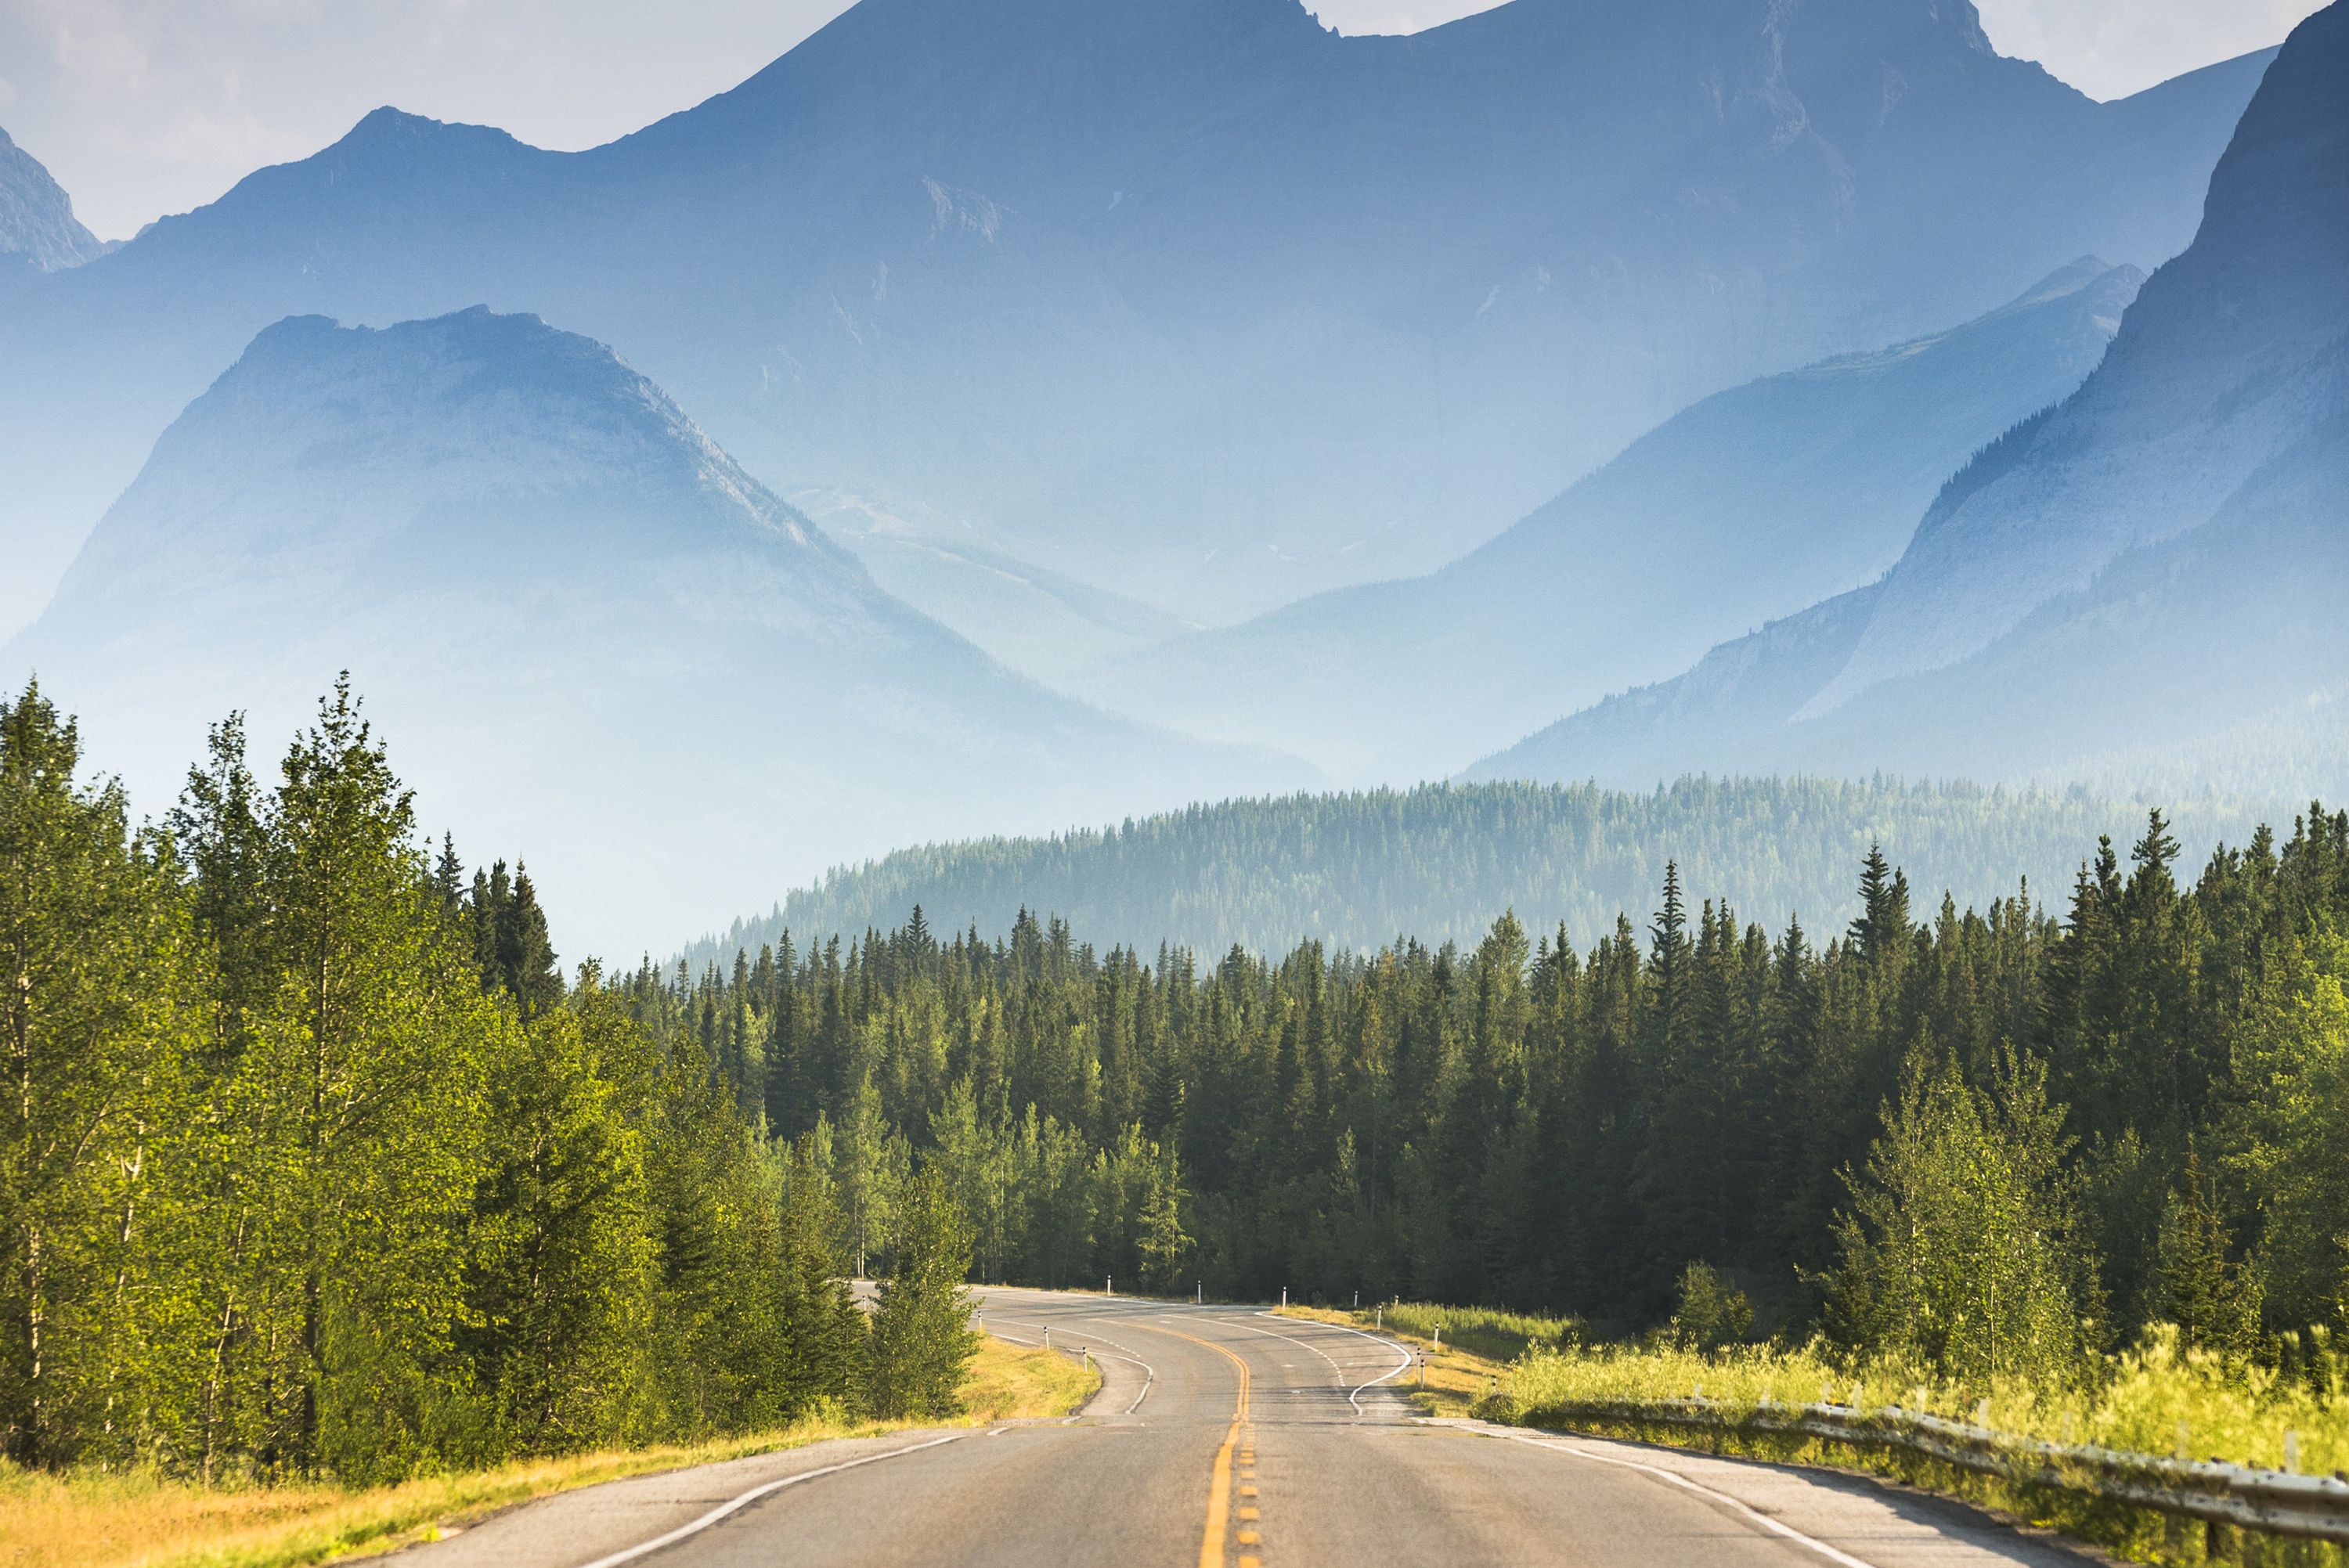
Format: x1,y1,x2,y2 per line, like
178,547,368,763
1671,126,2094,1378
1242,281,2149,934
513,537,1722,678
0,0,2326,241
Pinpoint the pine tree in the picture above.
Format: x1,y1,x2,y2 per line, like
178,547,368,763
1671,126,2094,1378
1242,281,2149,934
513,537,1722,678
224,679,496,1480
776,1137,868,1415
494,863,563,1021
1138,1141,1190,1292
2148,1152,2261,1359
868,1172,979,1419
464,987,657,1454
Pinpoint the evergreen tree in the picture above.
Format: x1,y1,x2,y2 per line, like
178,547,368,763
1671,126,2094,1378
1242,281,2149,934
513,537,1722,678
464,987,657,1453
868,1172,979,1419
776,1137,868,1415
2148,1152,2261,1358
1138,1140,1190,1292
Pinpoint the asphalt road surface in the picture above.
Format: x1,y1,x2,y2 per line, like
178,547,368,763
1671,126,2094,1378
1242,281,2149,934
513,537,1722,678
413,1287,2096,1568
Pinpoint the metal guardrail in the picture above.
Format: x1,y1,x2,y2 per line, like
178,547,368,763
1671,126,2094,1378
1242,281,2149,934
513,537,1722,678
1533,1397,2349,1544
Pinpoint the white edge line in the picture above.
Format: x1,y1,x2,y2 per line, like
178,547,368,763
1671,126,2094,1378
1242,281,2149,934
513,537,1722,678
1504,1433,1880,1568
1228,1316,1351,1386
571,1431,972,1568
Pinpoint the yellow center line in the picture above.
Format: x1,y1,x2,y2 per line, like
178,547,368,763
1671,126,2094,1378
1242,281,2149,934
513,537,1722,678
1149,1324,1257,1568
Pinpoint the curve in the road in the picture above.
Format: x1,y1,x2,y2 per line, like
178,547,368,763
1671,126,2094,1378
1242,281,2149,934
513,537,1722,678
399,1288,2101,1568
1147,1321,1256,1568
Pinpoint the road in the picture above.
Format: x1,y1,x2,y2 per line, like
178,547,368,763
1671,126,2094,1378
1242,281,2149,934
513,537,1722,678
413,1288,2094,1568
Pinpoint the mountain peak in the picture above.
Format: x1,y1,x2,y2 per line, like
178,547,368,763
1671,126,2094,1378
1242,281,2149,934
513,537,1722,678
0,124,107,269
122,307,847,577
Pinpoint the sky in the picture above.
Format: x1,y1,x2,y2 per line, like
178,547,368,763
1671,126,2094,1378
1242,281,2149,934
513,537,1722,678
0,0,2327,242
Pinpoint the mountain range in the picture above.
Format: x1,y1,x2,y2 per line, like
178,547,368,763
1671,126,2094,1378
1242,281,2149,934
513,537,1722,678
1084,256,2145,780
0,0,2275,647
1474,0,2349,798
4,308,1302,950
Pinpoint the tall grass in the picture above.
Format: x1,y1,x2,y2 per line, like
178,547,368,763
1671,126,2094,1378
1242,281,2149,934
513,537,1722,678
1374,1302,1580,1363
1496,1328,2349,1566
0,1338,1092,1568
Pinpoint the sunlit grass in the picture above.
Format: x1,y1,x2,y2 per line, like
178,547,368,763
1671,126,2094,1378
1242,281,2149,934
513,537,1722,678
1498,1328,2349,1476
1496,1328,2349,1566
0,1338,1088,1568
962,1331,1099,1421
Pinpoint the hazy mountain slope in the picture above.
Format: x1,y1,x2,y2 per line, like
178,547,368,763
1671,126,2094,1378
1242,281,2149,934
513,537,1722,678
4,308,1311,955
0,0,2274,640
1087,259,2141,780
1483,371,2349,794
1474,3,2349,796
0,125,105,272
799,488,1200,679
1799,0,2349,714
684,777,2264,965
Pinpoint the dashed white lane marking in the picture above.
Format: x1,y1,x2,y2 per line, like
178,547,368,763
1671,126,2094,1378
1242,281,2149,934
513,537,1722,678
1503,1433,1879,1568
570,1432,974,1568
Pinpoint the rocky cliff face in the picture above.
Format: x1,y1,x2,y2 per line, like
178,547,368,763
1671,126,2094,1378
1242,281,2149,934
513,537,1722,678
0,125,105,272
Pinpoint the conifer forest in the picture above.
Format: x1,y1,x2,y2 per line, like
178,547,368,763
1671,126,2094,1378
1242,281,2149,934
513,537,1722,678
10,675,2349,1480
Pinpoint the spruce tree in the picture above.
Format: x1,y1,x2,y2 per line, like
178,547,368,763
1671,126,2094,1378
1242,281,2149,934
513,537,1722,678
868,1172,979,1419
776,1138,868,1415
2148,1152,2261,1358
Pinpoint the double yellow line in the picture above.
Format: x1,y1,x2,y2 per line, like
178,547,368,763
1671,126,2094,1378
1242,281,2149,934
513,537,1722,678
1153,1325,1257,1568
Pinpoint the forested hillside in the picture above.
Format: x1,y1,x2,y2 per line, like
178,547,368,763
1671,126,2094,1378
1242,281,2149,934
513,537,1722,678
677,802,2349,1368
688,780,2262,967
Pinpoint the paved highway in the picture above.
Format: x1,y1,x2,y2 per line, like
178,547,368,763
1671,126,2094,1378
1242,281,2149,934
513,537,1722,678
413,1287,2094,1568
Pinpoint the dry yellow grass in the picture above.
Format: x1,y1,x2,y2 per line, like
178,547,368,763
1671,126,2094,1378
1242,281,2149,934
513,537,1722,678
1274,1304,1513,1418
963,1330,1100,1421
0,1338,1092,1568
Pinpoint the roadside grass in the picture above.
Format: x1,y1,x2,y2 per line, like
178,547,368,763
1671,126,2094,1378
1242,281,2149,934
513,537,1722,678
962,1329,1100,1421
1496,1331,2349,1566
1273,1303,1516,1418
1369,1303,1580,1364
0,1338,1090,1568
1499,1329,2349,1476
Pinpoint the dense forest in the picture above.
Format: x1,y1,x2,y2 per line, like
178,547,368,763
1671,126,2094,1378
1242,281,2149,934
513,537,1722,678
11,675,2349,1480
690,779,2264,970
0,680,973,1480
675,800,2349,1386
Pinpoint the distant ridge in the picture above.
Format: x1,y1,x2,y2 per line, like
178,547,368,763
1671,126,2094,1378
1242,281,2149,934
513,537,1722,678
681,777,2267,968
1087,258,2147,780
